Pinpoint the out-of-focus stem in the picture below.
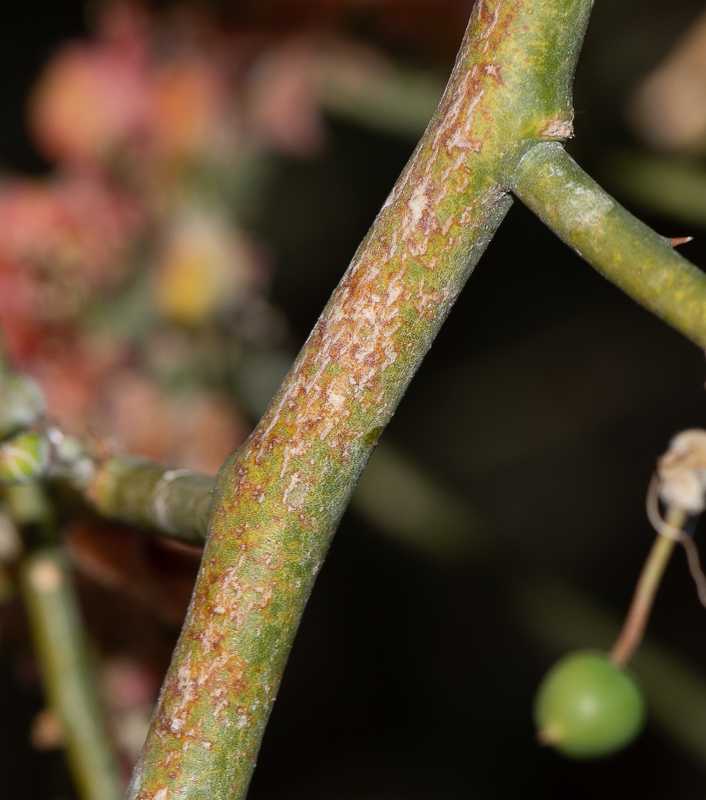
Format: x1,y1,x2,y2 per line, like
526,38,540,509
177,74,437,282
318,51,444,140
21,546,122,800
603,150,706,228
511,142,706,348
85,457,214,545
4,480,121,799
609,509,685,666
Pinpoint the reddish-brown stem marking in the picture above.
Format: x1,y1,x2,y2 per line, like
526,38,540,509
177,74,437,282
128,2,594,797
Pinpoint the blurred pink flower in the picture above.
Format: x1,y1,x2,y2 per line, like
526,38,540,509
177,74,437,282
97,369,247,472
151,55,235,166
29,39,151,166
0,173,143,289
246,38,326,157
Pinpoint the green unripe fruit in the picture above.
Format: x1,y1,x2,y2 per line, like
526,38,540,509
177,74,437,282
0,375,45,439
533,649,646,759
0,432,49,485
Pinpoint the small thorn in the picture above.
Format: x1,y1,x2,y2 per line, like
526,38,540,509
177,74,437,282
669,236,694,247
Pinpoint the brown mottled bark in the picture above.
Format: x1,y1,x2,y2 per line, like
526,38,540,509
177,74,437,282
127,2,595,798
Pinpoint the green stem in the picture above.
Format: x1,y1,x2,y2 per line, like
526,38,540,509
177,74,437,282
21,546,122,800
128,2,594,797
4,481,121,799
86,457,214,546
83,440,484,563
510,142,706,348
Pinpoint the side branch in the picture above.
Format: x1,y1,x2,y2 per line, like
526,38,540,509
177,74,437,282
86,457,213,546
510,142,706,348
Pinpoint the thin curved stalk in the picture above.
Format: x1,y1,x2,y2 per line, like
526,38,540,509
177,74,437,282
127,1,595,797
609,517,683,666
510,142,706,348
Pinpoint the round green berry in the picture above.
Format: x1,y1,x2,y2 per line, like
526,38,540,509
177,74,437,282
0,432,49,485
533,649,646,759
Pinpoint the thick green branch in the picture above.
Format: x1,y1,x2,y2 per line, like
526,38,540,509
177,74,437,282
510,142,706,347
127,2,594,798
82,441,483,566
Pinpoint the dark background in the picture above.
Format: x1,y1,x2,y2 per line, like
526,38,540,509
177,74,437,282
4,0,706,797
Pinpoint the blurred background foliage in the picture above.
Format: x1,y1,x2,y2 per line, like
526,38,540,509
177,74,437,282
3,0,706,797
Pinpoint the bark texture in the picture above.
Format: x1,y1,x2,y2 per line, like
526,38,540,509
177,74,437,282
127,2,594,797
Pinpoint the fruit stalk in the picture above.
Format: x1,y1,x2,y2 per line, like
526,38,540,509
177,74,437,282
609,508,686,666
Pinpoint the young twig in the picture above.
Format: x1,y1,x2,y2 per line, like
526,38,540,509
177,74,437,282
510,142,706,349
